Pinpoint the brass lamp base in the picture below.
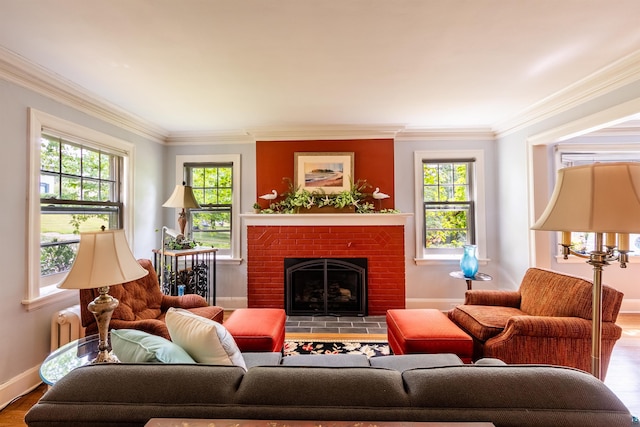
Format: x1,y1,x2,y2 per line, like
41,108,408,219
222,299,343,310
88,286,120,363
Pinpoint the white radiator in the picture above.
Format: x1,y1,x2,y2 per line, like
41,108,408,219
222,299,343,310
51,304,85,351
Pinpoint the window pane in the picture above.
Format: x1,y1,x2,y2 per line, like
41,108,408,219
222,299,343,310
40,137,60,172
424,204,469,248
40,211,115,276
61,143,81,176
191,209,231,249
61,177,81,200
83,179,100,201
82,149,100,178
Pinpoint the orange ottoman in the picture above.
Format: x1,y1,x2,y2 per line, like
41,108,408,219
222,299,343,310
224,308,286,352
386,309,473,363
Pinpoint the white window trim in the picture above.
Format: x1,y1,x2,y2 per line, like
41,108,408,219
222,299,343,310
175,154,241,261
24,108,136,311
413,149,487,265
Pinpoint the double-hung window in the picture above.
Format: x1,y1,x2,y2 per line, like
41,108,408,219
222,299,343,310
185,163,233,250
26,109,135,309
175,154,241,261
423,160,475,248
414,150,486,263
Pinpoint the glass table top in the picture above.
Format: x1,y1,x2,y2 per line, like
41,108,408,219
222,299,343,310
39,334,101,385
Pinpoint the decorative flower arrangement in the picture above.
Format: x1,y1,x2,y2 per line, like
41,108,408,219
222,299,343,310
257,178,398,214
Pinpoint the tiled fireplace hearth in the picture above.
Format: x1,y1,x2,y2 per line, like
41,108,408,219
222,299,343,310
242,214,410,315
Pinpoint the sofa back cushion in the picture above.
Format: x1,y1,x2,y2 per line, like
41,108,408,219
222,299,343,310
80,259,162,326
519,268,623,321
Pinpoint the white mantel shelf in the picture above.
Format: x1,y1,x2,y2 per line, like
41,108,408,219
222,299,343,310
241,212,412,226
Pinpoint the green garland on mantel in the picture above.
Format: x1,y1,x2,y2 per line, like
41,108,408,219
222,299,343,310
255,178,399,214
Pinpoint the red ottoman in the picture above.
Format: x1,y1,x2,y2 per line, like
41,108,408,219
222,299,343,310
224,308,286,352
386,309,473,363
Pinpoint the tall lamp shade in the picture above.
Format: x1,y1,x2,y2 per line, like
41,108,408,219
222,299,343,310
162,182,201,236
532,162,640,379
59,229,148,362
532,162,640,233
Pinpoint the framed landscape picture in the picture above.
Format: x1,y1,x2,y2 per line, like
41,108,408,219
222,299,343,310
294,152,354,194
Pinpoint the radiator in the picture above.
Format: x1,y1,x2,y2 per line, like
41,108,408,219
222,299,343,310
51,304,85,351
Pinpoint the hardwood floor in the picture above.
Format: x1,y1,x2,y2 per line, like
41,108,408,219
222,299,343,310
1,313,639,426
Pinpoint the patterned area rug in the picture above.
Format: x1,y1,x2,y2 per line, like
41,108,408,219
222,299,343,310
284,340,391,358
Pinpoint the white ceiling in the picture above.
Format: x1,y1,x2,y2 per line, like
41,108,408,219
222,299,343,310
2,0,640,137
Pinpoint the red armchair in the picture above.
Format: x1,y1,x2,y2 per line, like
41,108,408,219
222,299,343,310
80,258,224,340
449,267,624,378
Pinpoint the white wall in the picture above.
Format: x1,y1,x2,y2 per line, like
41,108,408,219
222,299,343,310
394,137,501,309
0,78,163,406
497,80,640,311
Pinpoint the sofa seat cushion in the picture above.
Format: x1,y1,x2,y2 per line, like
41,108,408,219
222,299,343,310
450,305,526,342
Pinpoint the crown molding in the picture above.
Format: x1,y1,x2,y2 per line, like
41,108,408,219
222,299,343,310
495,49,640,138
248,125,403,141
0,46,168,144
395,127,496,141
166,130,254,145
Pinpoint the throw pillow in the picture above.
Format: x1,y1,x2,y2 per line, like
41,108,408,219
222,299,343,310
165,307,247,370
111,329,196,363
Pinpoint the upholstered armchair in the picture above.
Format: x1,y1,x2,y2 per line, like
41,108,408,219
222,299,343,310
448,267,624,378
80,258,224,340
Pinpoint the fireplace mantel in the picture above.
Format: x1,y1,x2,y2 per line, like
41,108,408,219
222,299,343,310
241,212,411,226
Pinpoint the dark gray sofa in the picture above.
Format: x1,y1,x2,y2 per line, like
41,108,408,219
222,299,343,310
26,353,632,427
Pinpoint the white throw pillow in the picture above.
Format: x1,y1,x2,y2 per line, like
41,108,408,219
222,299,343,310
165,307,247,370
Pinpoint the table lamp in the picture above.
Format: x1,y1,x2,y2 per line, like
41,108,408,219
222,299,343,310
162,181,201,237
532,161,640,379
58,228,148,363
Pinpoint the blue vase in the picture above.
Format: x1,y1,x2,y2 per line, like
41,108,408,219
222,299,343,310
460,245,479,278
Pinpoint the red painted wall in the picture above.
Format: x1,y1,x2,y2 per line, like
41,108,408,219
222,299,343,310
246,225,406,315
255,139,394,210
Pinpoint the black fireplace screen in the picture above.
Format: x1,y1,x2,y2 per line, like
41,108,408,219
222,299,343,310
284,258,367,316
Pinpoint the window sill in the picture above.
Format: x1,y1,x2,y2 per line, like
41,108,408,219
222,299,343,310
415,256,490,266
216,256,243,266
22,288,77,312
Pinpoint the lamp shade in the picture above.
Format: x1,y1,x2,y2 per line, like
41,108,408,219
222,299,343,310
532,162,640,233
58,229,148,290
162,184,201,209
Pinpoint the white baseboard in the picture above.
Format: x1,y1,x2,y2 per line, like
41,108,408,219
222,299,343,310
216,297,248,310
620,298,640,313
0,365,42,411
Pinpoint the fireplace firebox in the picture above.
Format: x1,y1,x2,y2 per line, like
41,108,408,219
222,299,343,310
285,258,367,316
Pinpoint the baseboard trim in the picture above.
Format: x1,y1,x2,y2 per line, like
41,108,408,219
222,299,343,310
216,297,248,310
0,365,42,411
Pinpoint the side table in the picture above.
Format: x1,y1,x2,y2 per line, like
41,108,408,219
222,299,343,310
39,334,100,386
449,271,492,290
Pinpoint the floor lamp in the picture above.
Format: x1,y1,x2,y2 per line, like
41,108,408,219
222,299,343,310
58,229,148,363
532,162,640,380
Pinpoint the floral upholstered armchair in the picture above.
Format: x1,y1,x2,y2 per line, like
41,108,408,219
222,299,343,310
79,258,224,340
448,267,624,378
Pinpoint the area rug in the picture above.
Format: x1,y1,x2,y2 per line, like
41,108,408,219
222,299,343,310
283,340,391,358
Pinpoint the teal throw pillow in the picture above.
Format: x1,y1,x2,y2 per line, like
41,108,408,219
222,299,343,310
111,329,196,363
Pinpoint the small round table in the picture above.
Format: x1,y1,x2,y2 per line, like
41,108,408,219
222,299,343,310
39,335,101,385
449,271,492,290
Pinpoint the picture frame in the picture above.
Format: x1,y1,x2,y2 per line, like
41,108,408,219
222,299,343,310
294,152,354,194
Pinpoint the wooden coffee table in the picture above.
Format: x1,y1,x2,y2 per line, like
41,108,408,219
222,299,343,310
146,420,495,427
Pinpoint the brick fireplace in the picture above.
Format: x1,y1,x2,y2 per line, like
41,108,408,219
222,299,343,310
242,214,409,315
